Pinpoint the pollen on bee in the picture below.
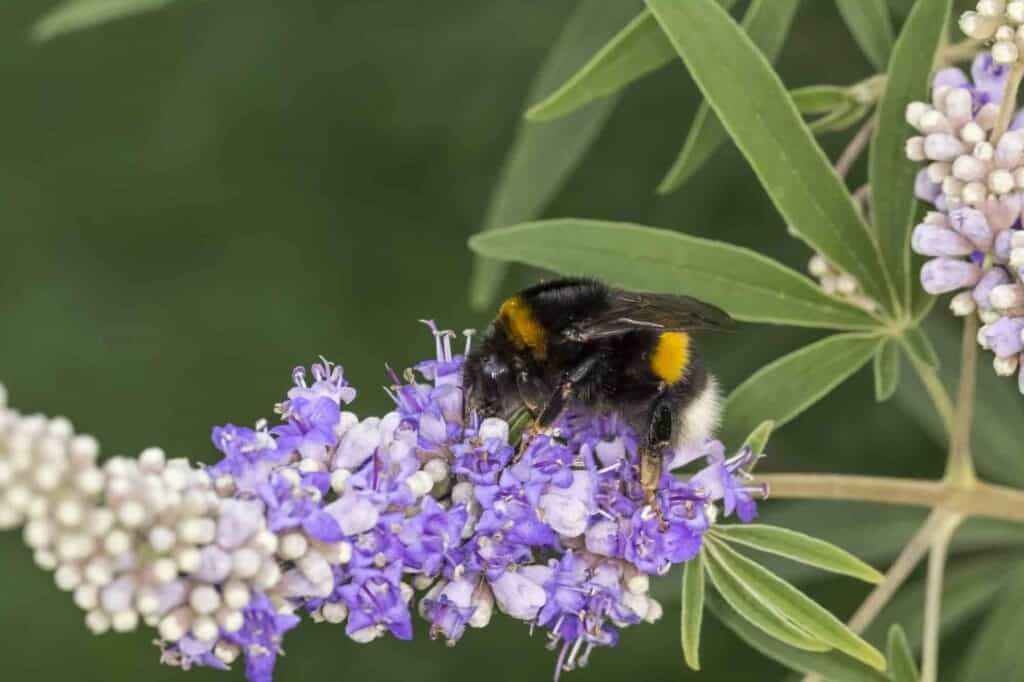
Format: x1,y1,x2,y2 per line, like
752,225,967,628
650,332,689,384
498,296,547,359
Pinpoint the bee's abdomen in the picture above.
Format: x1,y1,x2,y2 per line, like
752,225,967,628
650,331,690,384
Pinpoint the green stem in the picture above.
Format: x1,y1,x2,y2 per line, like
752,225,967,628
908,353,955,438
992,62,1024,144
920,514,962,682
759,474,1024,523
946,316,978,485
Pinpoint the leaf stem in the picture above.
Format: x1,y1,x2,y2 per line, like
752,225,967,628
920,514,962,682
907,353,955,438
835,118,875,179
799,510,948,682
946,316,978,485
759,474,1024,522
992,62,1024,144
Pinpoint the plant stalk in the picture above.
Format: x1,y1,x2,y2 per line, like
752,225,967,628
759,474,1024,523
946,316,978,485
920,514,962,682
908,354,955,438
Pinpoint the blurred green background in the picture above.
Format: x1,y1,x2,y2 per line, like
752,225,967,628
0,1,998,680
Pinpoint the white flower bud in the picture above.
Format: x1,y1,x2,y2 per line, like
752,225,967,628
953,155,988,182
84,557,114,587
995,354,1020,375
944,88,973,126
55,564,83,591
255,561,281,590
919,109,952,135
34,549,57,570
322,601,348,624
151,557,179,584
978,0,1007,18
961,121,987,145
74,584,99,611
178,517,216,545
85,610,111,635
329,469,351,494
159,607,192,642
905,137,926,161
23,520,52,548
214,641,241,665
961,11,999,40
103,529,131,557
298,550,332,584
927,161,952,184
190,585,221,615
75,468,105,496
223,580,251,610
111,610,139,633
991,283,1024,308
117,500,146,529
994,40,1020,65
231,548,262,579
424,458,450,483
990,168,1016,194
1011,0,1024,23
962,181,988,206
217,607,244,633
135,587,160,615
905,101,930,129
175,546,201,574
191,615,220,643
975,141,995,162
138,446,166,473
406,470,433,498
278,532,308,561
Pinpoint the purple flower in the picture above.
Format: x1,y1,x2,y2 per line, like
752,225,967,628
223,593,301,682
399,497,468,577
339,563,413,640
272,396,341,461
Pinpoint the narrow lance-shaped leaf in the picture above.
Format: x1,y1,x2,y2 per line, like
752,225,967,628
721,333,883,445
646,0,896,312
710,524,884,584
32,0,177,41
874,338,900,402
468,0,639,310
527,1,739,122
741,420,774,471
954,562,1024,682
706,537,887,670
657,0,800,194
870,0,952,311
887,625,919,682
705,592,890,682
469,220,879,329
703,543,831,652
681,552,705,670
835,0,894,71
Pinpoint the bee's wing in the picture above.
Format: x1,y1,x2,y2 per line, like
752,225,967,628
570,290,734,341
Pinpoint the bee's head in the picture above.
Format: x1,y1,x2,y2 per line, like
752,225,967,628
462,337,515,417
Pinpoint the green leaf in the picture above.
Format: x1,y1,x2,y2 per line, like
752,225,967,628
468,0,638,310
681,552,705,670
887,625,919,682
790,85,857,115
703,545,830,652
869,0,952,311
469,220,879,329
955,562,1024,682
646,0,895,312
527,1,740,122
706,538,887,670
835,0,894,71
711,524,884,584
721,332,882,445
742,420,774,463
32,0,176,41
873,339,900,402
656,0,800,194
706,592,890,682
900,325,939,369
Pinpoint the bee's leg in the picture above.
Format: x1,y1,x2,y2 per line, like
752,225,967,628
514,355,600,460
640,397,674,531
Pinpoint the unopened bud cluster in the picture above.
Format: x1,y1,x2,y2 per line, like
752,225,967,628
961,1,1024,65
905,57,1014,210
906,52,1024,391
807,254,878,312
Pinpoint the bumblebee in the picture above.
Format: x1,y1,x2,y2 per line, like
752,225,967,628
464,277,733,521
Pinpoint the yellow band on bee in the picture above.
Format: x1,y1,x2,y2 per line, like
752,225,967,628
498,296,547,359
651,331,689,384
